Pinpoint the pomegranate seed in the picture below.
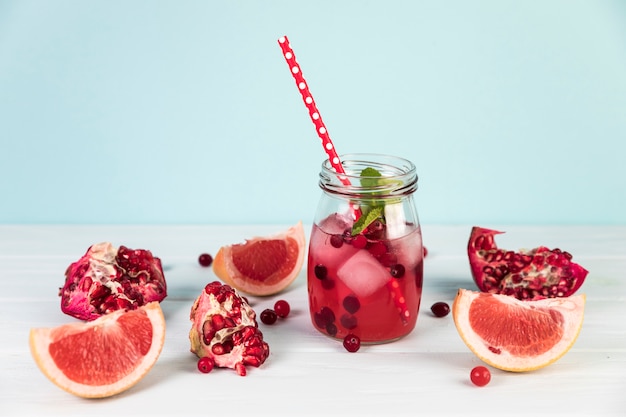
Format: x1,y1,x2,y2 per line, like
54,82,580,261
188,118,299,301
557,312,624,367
342,295,360,314
330,234,344,248
340,313,358,330
197,356,214,373
198,253,213,267
352,234,367,249
343,334,361,352
274,300,290,318
470,366,491,387
314,264,328,280
390,263,405,278
260,309,277,325
326,322,338,337
430,301,450,317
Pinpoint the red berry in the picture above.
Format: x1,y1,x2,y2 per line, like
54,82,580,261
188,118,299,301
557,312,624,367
260,309,278,325
390,263,405,278
198,253,213,267
197,356,214,373
352,234,367,249
470,366,491,386
342,295,360,314
343,333,361,352
430,301,450,317
274,300,290,318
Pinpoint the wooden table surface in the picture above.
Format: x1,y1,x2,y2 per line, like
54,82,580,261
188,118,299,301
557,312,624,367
1,224,624,416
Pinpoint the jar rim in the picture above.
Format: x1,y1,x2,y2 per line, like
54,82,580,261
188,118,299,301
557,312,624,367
319,153,418,197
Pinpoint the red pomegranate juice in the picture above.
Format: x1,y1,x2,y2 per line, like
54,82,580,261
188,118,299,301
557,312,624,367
308,213,423,343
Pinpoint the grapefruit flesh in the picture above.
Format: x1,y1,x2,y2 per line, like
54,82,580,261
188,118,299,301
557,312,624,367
29,302,165,398
213,222,306,296
452,288,585,372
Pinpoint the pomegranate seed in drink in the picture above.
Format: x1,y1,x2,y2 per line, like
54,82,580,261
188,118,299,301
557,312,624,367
470,366,491,387
274,300,290,318
197,356,215,373
314,264,328,280
260,309,278,325
343,334,361,352
342,295,361,314
390,263,405,278
430,301,450,317
352,234,367,249
198,253,213,267
330,234,344,248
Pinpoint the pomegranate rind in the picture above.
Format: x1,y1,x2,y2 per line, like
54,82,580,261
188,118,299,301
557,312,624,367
452,288,585,372
468,226,588,300
29,302,165,398
212,222,306,296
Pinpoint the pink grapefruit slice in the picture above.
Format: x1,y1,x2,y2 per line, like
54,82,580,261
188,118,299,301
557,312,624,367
29,302,165,398
452,288,585,372
212,222,306,296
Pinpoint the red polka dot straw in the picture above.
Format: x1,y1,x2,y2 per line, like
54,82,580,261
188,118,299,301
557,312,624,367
277,36,348,184
277,35,410,324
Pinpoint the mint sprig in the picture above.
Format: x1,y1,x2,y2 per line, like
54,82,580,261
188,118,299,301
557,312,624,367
350,167,387,236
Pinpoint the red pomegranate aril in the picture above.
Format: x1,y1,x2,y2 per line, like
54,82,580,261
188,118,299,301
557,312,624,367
314,264,328,280
343,334,361,352
340,313,358,330
197,356,215,373
430,301,450,317
198,253,213,267
274,300,290,318
326,322,338,337
390,263,405,278
260,309,278,325
352,234,368,249
330,234,344,248
470,366,491,387
342,295,361,314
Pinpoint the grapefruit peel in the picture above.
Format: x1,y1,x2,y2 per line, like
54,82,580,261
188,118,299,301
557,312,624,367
452,288,585,372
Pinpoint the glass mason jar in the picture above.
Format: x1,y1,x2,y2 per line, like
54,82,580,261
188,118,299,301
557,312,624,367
307,153,424,344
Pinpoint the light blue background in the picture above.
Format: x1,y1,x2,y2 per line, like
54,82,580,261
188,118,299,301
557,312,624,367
1,0,625,225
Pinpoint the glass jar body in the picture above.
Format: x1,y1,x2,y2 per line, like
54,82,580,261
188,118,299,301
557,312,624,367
307,154,424,344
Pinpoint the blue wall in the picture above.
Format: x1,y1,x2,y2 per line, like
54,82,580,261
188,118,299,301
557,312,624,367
1,0,625,225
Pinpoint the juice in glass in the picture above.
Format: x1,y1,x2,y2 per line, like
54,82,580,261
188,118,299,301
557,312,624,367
307,154,423,343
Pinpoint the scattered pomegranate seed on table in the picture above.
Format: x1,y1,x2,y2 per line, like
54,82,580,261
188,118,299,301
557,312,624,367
343,334,361,352
274,300,290,318
198,253,213,267
470,366,491,386
260,309,278,325
430,301,450,317
197,356,214,374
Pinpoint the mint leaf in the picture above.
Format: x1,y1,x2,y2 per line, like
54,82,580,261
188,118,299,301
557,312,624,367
351,206,384,236
360,167,383,189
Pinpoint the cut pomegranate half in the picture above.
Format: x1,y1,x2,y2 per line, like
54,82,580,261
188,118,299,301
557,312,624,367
467,227,587,301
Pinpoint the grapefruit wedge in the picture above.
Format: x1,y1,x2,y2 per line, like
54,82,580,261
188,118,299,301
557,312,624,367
29,302,165,398
213,222,306,296
452,288,585,372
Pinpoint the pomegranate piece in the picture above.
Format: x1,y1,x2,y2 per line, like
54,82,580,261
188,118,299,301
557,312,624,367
189,281,270,376
468,227,588,301
59,242,167,321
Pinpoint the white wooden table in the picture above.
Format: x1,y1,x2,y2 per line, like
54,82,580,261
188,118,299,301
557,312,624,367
1,225,624,416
